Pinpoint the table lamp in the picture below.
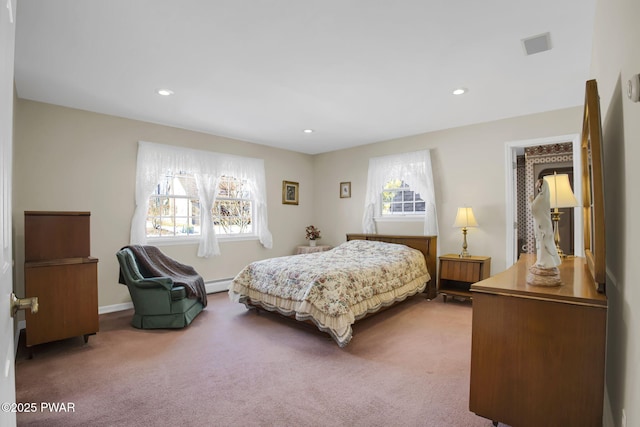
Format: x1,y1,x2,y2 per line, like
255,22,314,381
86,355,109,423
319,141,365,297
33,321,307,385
453,207,478,258
543,172,578,257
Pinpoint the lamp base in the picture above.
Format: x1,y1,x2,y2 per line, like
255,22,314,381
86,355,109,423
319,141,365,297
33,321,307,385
551,210,566,258
459,227,471,258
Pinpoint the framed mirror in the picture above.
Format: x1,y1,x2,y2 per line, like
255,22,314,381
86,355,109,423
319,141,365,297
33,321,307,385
580,79,606,293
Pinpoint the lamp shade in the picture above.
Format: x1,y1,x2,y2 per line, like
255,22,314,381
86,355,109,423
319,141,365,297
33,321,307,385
453,207,479,228
543,173,578,208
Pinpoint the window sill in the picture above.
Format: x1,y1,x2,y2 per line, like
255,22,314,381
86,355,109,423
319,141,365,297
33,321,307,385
374,216,424,223
146,237,200,246
218,234,260,242
147,234,259,246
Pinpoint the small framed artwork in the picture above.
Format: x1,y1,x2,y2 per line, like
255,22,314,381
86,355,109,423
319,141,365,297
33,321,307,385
282,180,299,205
340,182,351,198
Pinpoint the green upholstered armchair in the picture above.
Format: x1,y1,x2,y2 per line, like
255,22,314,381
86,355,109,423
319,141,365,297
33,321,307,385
116,247,204,329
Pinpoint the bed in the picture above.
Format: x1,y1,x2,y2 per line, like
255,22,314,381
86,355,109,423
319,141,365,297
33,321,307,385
228,234,437,347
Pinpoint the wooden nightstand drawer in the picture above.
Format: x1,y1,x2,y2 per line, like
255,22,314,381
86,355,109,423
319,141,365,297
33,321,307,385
440,259,483,282
438,254,491,302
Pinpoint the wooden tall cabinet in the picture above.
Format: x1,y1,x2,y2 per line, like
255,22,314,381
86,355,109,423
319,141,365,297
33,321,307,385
469,254,607,427
24,211,99,347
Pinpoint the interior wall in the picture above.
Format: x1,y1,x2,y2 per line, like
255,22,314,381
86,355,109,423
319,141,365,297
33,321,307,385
13,99,583,311
590,0,640,425
313,106,582,274
13,99,315,309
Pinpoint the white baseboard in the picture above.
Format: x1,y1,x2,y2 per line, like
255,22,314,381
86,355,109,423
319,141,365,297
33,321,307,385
98,302,134,314
98,278,232,315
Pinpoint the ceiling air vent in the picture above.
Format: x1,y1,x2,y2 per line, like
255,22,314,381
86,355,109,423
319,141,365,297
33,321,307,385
522,32,552,56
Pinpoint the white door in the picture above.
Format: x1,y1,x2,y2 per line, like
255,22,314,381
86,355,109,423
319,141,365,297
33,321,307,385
1,1,16,426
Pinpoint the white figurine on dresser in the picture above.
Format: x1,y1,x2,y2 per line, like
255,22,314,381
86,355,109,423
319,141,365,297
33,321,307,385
527,178,561,286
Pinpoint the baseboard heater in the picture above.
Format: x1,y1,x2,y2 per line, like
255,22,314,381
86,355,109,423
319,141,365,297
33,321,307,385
97,278,233,315
205,278,233,294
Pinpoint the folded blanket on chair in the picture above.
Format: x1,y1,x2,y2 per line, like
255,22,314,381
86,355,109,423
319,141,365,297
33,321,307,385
122,245,208,307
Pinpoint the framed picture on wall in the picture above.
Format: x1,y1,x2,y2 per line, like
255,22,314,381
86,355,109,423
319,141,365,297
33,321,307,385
340,182,351,198
282,181,299,205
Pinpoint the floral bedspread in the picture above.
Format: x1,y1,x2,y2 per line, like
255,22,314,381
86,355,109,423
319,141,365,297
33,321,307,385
229,239,430,346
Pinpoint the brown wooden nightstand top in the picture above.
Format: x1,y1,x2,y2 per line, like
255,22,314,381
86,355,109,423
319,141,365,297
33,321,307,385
439,254,491,262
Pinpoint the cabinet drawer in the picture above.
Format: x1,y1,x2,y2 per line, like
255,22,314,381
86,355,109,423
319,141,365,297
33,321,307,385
440,259,482,282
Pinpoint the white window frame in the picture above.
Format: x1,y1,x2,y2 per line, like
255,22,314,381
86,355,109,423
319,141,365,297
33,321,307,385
147,171,202,241
379,179,426,218
211,175,255,239
146,172,258,243
130,141,273,257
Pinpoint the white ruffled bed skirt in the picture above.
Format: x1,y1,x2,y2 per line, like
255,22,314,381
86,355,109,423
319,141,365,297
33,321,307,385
229,274,428,347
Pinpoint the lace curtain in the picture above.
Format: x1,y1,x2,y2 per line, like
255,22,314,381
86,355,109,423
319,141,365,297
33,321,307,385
362,149,438,236
130,141,273,257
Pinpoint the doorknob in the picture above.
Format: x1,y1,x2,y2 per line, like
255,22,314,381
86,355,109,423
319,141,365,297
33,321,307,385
10,293,38,317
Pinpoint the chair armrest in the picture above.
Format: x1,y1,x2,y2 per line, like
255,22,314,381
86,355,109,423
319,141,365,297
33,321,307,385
126,285,173,313
131,277,174,291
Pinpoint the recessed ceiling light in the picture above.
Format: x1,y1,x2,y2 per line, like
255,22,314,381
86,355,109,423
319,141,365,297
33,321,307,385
156,89,174,96
453,88,467,95
303,129,314,134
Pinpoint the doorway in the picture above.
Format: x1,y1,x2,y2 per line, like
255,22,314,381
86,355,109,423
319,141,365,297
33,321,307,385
504,134,583,267
536,165,575,257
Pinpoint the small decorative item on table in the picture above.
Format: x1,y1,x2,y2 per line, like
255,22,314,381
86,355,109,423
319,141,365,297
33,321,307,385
305,225,321,247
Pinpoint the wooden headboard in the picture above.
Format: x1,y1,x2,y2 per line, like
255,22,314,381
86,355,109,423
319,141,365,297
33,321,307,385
346,233,438,299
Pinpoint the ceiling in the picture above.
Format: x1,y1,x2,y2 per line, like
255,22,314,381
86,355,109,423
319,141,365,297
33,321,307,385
13,1,596,155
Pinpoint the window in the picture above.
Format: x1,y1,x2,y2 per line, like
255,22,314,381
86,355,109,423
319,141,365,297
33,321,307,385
147,173,255,240
381,180,425,216
147,172,201,238
212,176,253,236
131,141,272,257
362,150,438,235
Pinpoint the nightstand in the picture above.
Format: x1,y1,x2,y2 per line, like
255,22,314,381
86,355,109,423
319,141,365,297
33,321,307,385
295,245,332,255
438,254,491,302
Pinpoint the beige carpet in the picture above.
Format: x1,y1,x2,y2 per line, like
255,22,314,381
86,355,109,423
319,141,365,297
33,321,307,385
16,292,494,426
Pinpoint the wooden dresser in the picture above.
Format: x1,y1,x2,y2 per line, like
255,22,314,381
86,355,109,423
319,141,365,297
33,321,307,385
469,254,607,427
24,211,99,348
